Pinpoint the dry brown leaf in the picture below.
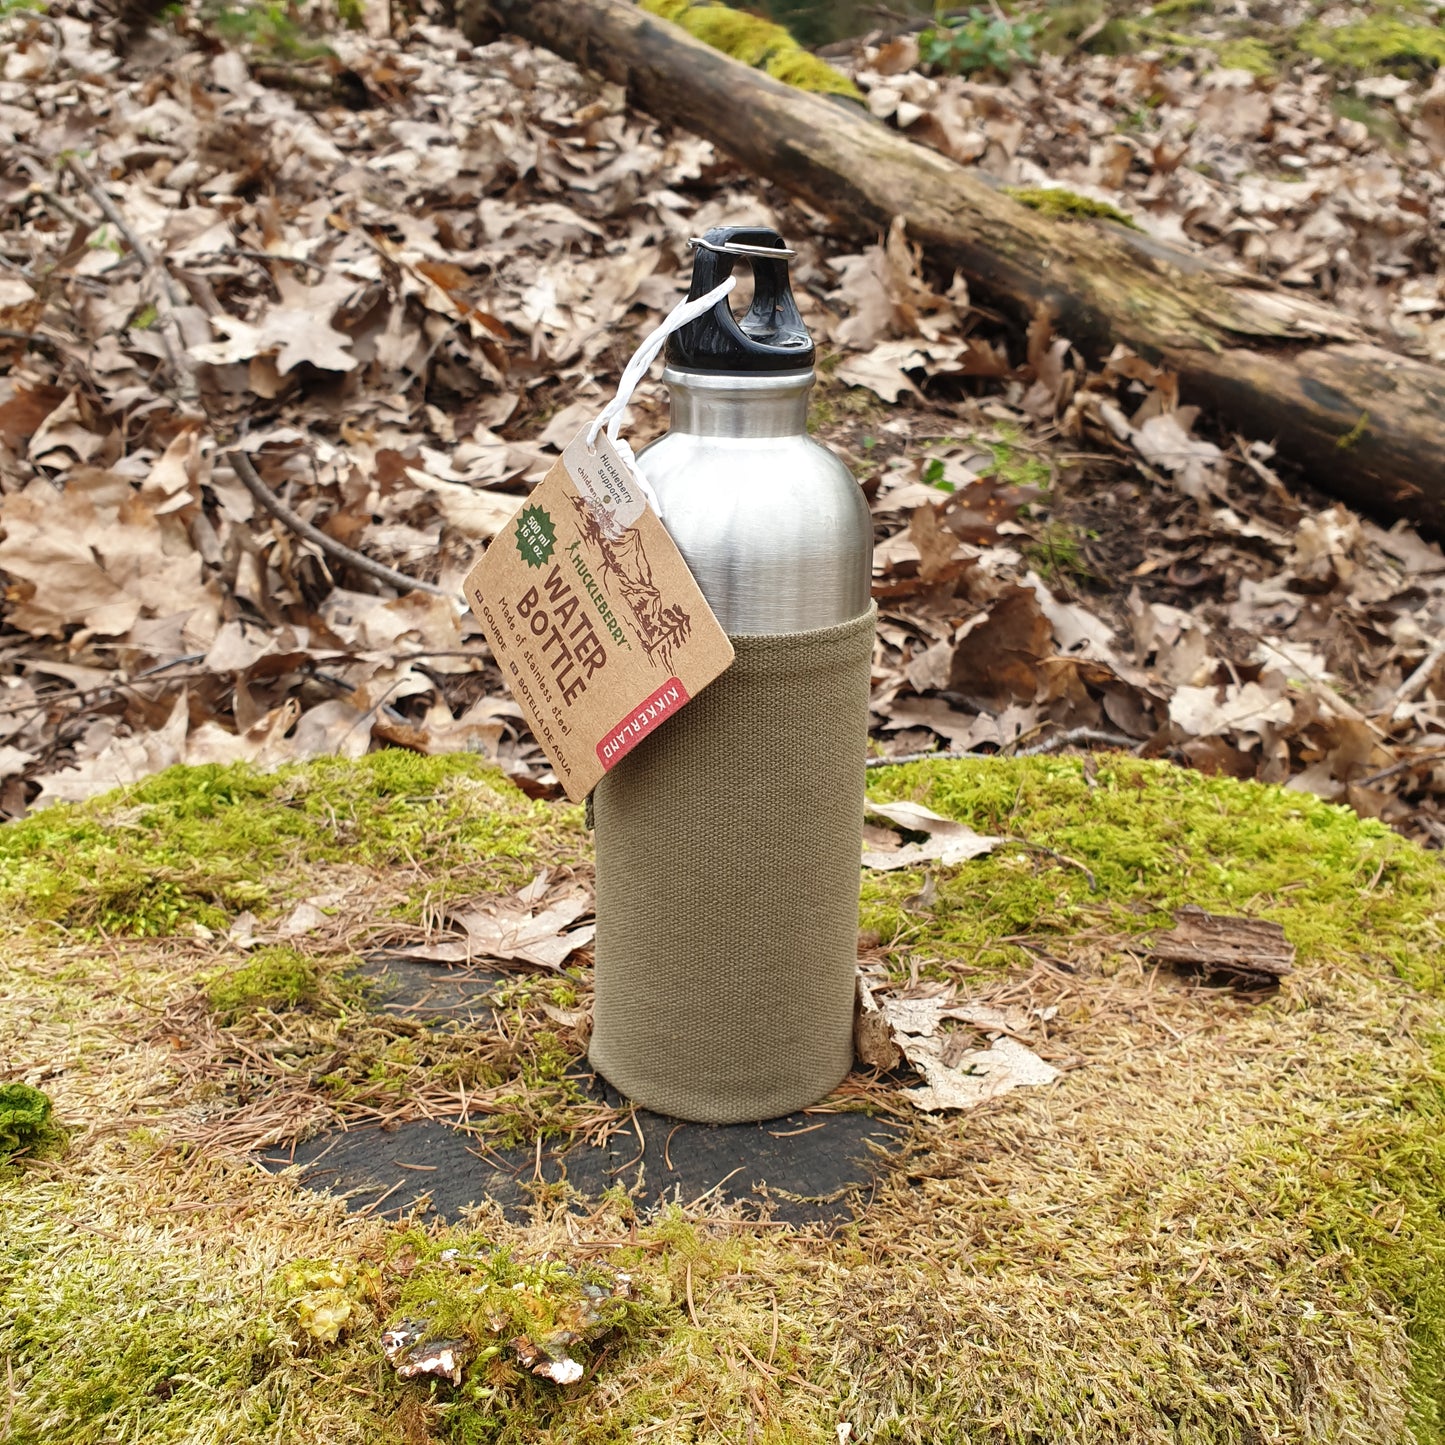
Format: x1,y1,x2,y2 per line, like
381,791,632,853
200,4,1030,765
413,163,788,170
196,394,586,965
862,800,1004,870
32,691,189,806
1168,681,1293,741
400,878,595,969
901,1034,1061,1113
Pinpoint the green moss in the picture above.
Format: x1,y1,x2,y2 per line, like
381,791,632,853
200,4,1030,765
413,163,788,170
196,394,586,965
485,1034,590,1151
679,3,777,65
1147,0,1209,15
1022,520,1092,582
206,945,321,1022
1332,92,1409,147
1041,1,1136,56
807,392,837,431
640,0,862,99
209,0,334,62
385,1237,662,1438
1278,1046,1445,1437
1300,15,1445,75
0,751,567,938
979,424,1052,489
862,757,1445,994
764,47,864,98
0,1084,63,1164
1216,36,1277,76
0,1178,376,1445
1005,185,1140,229
9,756,1445,1441
1337,410,1371,450
809,363,886,435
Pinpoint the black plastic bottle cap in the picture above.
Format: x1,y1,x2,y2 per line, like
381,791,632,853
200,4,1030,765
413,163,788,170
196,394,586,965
666,226,815,375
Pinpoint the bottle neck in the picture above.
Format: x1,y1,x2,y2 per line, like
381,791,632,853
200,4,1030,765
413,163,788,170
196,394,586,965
662,366,813,440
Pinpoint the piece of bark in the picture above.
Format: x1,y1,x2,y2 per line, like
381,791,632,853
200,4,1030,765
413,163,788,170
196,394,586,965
855,972,903,1071
1146,905,1295,981
485,0,1445,538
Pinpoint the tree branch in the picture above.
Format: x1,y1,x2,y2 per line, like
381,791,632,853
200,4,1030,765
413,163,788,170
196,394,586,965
225,448,448,598
58,156,450,599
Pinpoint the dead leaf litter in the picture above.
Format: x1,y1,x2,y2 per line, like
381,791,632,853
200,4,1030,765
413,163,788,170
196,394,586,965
1,1,1444,848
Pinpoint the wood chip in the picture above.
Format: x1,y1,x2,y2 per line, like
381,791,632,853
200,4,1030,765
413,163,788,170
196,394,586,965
1145,905,1294,981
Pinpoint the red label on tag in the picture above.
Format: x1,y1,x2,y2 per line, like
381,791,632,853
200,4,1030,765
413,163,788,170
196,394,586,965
598,677,690,769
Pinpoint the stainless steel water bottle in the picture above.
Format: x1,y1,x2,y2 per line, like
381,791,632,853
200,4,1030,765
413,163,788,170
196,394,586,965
588,226,876,1124
634,231,872,632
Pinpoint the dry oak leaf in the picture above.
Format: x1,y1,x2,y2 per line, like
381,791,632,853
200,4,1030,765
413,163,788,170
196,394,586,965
1168,680,1293,740
948,586,1053,704
835,341,927,402
190,275,362,373
0,472,210,639
192,312,358,373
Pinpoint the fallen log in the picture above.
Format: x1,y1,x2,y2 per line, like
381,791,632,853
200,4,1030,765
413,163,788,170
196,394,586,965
480,0,1445,536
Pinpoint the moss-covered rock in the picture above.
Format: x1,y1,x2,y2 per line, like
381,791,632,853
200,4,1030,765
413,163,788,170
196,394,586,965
4,751,1445,1442
863,756,1445,992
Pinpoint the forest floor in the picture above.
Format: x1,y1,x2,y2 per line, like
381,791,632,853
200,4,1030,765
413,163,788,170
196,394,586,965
3,749,1445,1443
4,2,1445,1443
1,0,1445,841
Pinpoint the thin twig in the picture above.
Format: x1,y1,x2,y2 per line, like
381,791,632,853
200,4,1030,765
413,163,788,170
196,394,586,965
59,158,448,598
0,325,63,351
1016,727,1139,757
0,659,209,724
227,448,448,597
26,184,89,228
3,7,65,50
221,247,328,275
1384,641,1445,711
63,154,192,394
1355,749,1445,789
868,747,979,769
1000,836,1098,892
867,726,1139,769
685,1166,744,1210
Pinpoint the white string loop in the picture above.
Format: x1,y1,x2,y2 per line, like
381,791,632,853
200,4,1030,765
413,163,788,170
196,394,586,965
584,276,737,517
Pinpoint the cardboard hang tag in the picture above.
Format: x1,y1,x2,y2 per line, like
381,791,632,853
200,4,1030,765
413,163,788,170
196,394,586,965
464,428,735,802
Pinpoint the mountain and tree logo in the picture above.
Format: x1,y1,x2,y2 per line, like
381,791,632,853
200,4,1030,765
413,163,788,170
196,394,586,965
567,494,692,671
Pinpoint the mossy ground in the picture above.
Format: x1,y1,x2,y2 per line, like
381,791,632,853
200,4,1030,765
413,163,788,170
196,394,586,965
0,750,572,938
3,752,1445,1442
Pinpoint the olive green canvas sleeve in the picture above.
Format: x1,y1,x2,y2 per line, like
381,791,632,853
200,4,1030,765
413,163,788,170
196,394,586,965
589,605,876,1124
